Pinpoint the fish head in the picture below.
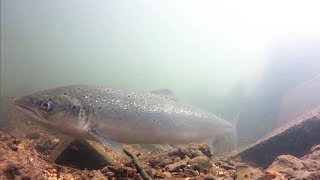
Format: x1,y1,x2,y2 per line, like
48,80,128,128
13,87,91,137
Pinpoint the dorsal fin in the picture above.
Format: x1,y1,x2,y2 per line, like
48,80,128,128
149,89,178,101
150,89,173,96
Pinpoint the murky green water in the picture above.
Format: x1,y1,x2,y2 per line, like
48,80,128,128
1,0,320,143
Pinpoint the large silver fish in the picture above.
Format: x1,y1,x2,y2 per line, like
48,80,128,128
13,85,235,153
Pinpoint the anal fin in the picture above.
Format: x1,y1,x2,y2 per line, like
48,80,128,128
160,144,173,151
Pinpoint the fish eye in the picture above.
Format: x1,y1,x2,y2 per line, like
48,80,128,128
40,100,52,111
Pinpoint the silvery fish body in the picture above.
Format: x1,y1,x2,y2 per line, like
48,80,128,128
13,85,233,152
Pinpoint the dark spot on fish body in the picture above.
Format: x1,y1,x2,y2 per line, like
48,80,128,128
98,107,102,110
71,105,81,116
79,109,85,118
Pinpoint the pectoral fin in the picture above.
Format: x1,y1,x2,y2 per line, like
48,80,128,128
88,128,124,154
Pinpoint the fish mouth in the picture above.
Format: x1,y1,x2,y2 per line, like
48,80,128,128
13,98,47,121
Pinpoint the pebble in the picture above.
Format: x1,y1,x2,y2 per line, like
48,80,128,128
189,156,213,173
165,156,190,172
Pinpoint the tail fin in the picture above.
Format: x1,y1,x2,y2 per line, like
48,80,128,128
231,112,240,149
208,113,240,156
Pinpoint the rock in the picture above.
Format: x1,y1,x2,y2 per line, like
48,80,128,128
235,165,264,179
148,156,172,168
268,155,306,170
106,166,137,178
144,168,156,178
219,163,235,171
54,139,123,170
184,168,200,177
266,147,320,179
231,107,320,168
169,146,204,159
197,144,213,158
88,170,106,179
165,156,190,172
133,174,143,180
189,156,212,173
310,144,320,153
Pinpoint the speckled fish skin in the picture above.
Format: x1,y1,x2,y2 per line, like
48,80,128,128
13,85,233,145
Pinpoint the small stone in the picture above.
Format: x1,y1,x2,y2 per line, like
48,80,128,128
198,144,213,158
236,164,264,179
145,168,156,177
169,146,203,159
203,174,218,180
173,156,181,162
148,156,172,168
162,171,172,178
26,132,41,140
62,173,73,179
219,163,236,170
189,156,212,173
133,174,143,180
159,158,173,167
184,169,200,176
165,156,190,172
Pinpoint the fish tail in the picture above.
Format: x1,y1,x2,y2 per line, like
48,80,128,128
231,112,240,149
208,113,239,156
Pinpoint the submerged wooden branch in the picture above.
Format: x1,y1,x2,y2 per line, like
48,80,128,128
123,148,152,180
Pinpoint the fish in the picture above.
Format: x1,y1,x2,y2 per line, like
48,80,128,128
13,85,235,154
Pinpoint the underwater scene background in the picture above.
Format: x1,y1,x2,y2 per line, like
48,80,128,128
1,1,320,179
